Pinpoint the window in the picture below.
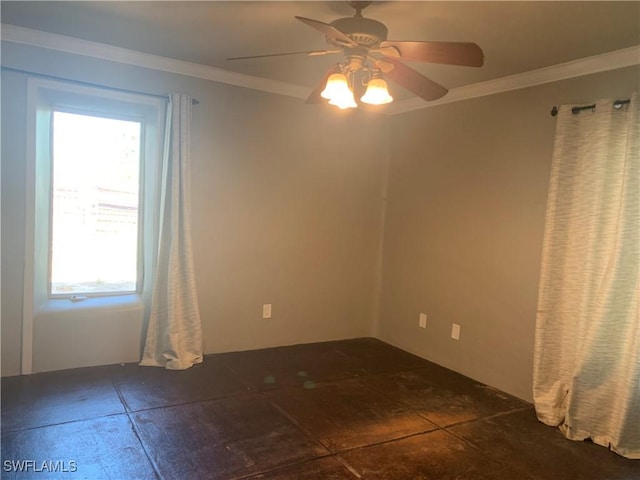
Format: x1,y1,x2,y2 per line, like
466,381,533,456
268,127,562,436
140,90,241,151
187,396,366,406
50,111,143,295
27,78,165,302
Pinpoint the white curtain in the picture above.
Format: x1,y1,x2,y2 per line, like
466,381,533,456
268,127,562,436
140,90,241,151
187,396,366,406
533,93,639,458
140,94,203,369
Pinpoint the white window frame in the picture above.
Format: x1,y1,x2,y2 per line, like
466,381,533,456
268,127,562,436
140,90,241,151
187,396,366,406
23,78,166,373
48,107,145,297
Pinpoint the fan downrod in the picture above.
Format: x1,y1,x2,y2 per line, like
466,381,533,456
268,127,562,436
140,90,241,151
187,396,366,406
330,1,387,47
347,1,373,17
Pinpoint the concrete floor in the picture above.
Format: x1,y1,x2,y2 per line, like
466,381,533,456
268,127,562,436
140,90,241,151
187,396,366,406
2,338,638,479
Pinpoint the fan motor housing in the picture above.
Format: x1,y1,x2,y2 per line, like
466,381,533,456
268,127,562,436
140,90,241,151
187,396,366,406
329,16,388,46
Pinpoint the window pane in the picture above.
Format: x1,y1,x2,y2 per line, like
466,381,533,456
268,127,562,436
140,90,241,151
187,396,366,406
51,111,142,295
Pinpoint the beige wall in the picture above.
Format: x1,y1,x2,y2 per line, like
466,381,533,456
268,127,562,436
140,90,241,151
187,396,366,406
2,38,638,404
1,42,387,375
189,78,388,354
1,70,28,376
378,66,640,401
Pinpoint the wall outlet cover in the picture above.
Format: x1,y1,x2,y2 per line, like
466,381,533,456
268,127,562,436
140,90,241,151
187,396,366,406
419,313,427,328
451,323,461,340
262,304,272,319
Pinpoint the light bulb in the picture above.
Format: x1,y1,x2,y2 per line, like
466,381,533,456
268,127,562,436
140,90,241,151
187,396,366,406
360,78,393,105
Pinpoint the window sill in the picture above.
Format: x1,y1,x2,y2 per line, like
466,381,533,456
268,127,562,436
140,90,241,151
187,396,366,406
36,293,145,315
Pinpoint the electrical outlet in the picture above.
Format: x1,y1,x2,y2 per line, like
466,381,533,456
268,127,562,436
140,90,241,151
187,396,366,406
262,304,272,319
451,323,461,340
419,313,427,329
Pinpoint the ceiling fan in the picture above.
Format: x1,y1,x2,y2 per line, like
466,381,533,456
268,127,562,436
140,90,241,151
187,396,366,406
228,1,484,109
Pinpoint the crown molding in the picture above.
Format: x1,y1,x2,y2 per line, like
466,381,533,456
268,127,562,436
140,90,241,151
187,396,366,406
2,24,639,115
386,45,640,115
1,24,310,100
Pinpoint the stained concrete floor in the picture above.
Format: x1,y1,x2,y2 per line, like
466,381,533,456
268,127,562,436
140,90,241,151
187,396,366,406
2,338,638,479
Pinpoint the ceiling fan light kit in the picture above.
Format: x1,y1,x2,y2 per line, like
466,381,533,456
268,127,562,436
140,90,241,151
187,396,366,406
228,1,484,110
321,65,393,108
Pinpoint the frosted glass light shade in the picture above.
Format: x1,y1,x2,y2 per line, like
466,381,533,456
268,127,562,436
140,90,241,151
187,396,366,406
360,78,393,105
328,88,357,109
321,73,349,100
320,73,357,109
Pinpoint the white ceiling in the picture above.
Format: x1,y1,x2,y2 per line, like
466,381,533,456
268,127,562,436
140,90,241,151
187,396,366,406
2,1,639,108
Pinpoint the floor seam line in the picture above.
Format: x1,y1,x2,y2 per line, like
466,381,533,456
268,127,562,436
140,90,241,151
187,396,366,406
111,373,164,480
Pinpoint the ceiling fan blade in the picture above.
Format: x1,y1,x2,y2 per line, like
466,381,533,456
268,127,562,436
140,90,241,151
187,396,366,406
382,57,448,101
379,41,484,67
306,65,341,104
295,16,357,47
227,49,339,61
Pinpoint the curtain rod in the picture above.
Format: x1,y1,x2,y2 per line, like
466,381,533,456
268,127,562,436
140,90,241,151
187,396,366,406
1,66,199,105
550,98,629,117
